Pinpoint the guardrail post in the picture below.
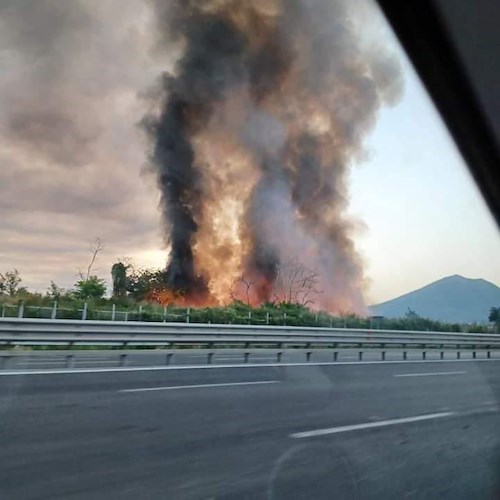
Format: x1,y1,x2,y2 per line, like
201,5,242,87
329,317,333,328
381,351,386,361
163,306,167,323
248,311,252,325
138,305,143,321
306,351,312,362
66,355,75,368
403,351,407,360
358,351,363,361
457,351,461,359
472,350,476,359
422,351,426,360
207,352,213,364
266,312,270,325
186,308,190,323
82,302,88,321
244,352,250,363
277,352,282,363
18,302,24,319
487,350,491,359
166,353,173,365
333,351,338,362
111,304,116,321
125,311,129,321
119,354,128,367
440,351,444,360
283,313,287,326
51,301,58,320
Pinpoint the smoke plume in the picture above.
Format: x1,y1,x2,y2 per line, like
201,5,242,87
144,0,403,312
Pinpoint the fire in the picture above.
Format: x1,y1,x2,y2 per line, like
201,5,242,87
147,288,217,308
144,0,402,314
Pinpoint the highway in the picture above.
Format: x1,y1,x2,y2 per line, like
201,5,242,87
0,359,499,499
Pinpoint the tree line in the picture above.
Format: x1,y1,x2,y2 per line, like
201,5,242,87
1,237,499,332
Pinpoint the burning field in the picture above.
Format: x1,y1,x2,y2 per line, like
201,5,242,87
143,0,402,313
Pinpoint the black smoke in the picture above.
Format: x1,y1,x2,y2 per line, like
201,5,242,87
145,0,403,309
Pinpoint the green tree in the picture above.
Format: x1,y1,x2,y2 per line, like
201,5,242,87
111,262,128,300
489,307,500,333
46,281,65,299
74,276,107,299
126,268,167,301
0,269,22,296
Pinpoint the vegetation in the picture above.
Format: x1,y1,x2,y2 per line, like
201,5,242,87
111,262,128,300
0,271,494,333
74,276,107,300
489,307,500,333
46,281,65,299
0,254,497,333
0,269,25,296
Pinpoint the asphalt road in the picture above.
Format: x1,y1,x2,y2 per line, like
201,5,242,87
1,360,499,499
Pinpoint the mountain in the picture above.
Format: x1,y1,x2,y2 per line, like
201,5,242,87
370,275,500,323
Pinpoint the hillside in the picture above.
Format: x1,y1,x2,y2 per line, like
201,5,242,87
370,275,500,323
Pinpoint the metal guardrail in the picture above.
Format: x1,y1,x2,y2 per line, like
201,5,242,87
0,318,499,348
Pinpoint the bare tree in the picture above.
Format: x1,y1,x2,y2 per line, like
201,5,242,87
229,275,255,306
272,257,322,307
78,237,104,280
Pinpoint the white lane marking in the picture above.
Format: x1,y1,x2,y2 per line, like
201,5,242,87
119,380,279,393
291,412,455,439
17,360,66,364
17,358,66,362
395,371,466,378
75,361,122,364
0,358,498,376
216,356,273,361
17,360,115,365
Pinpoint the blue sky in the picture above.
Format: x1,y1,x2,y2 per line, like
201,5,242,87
350,49,500,303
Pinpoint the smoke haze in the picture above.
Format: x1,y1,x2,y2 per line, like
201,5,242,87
0,0,402,310
0,0,163,288
144,0,403,312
